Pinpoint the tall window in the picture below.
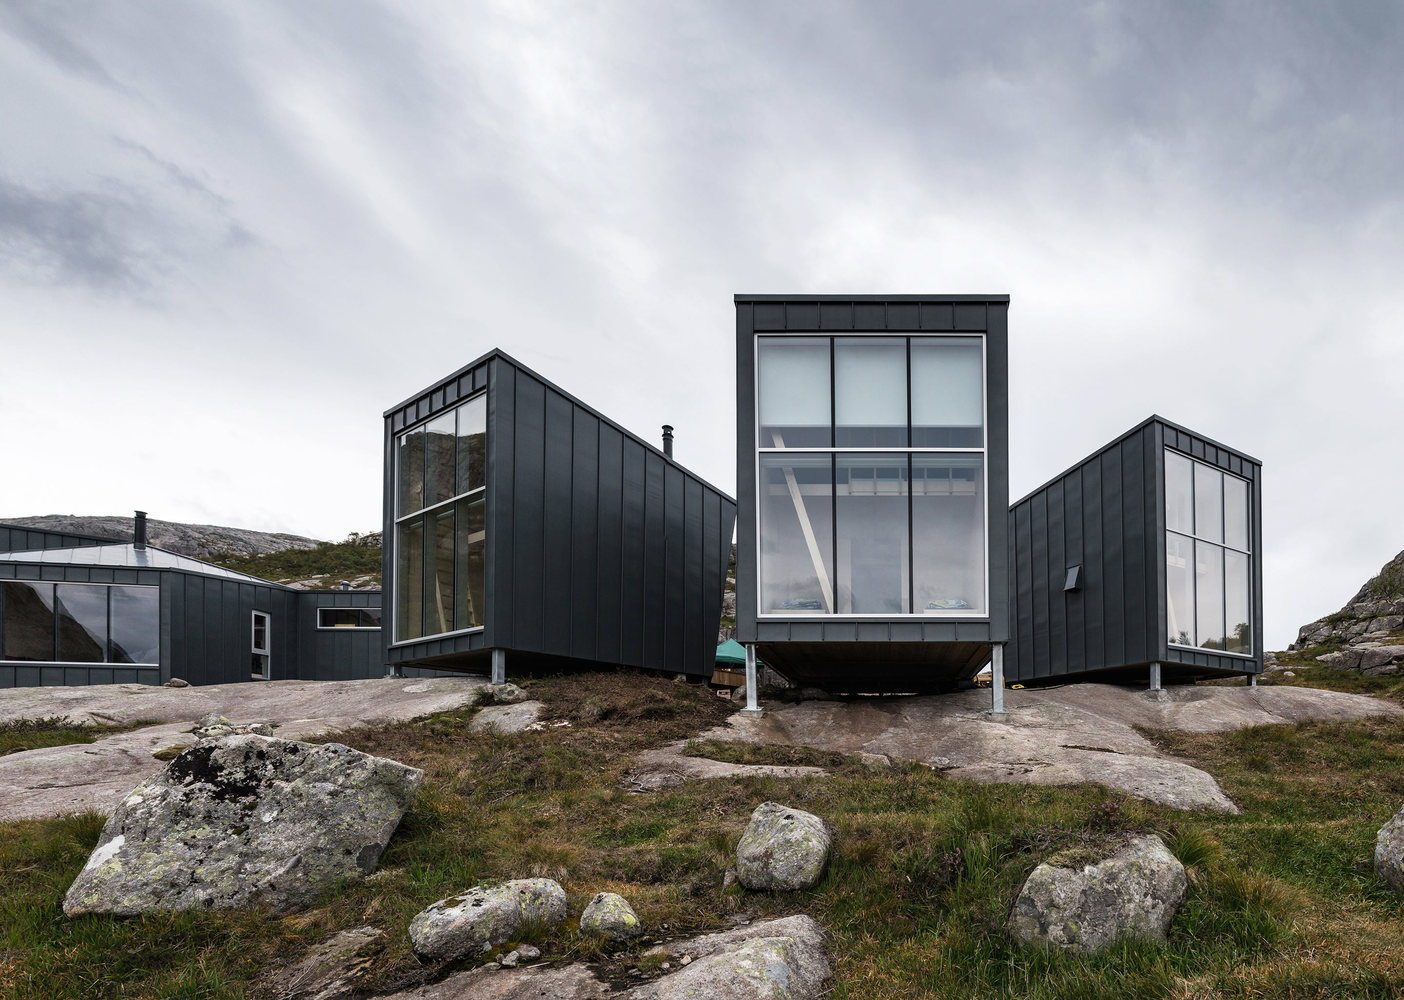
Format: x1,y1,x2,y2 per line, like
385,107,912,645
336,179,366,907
1,582,159,664
1165,450,1252,654
755,335,986,616
395,394,486,641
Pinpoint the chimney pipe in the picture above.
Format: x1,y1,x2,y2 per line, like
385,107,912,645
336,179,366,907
662,424,674,459
134,510,148,550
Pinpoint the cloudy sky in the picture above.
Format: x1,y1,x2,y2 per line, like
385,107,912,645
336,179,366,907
2,1,1400,648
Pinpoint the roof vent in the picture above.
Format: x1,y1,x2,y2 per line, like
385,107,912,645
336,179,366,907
134,511,148,551
662,424,674,459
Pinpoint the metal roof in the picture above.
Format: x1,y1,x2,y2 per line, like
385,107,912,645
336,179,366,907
0,543,285,586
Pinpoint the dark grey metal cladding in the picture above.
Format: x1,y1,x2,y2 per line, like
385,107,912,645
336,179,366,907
383,349,737,678
1007,420,1160,682
0,523,118,553
1006,415,1263,682
734,295,1011,683
296,590,384,681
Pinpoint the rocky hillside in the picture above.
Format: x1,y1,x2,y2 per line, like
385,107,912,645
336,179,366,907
1292,548,1404,677
0,515,321,560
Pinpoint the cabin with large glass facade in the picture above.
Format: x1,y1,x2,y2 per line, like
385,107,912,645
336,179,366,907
733,295,1011,693
0,517,384,687
1006,416,1263,685
382,349,737,682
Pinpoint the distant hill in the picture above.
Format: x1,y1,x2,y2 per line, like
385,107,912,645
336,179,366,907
0,514,321,560
206,533,382,591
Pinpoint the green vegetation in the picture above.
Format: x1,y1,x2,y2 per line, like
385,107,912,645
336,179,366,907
0,718,153,757
3,671,1404,998
204,534,382,588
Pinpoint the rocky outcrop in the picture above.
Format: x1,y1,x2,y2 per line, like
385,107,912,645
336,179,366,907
635,914,829,999
1377,803,1404,894
263,926,386,1000
579,892,643,941
63,735,423,916
0,514,322,559
736,802,832,891
1009,834,1188,951
409,879,567,961
192,713,275,739
1294,550,1404,671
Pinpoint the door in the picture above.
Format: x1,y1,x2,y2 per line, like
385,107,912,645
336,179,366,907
251,611,271,680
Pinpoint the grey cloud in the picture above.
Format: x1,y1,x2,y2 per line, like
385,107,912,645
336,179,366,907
0,177,152,290
0,0,128,92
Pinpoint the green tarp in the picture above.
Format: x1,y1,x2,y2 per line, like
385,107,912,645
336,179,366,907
715,639,764,667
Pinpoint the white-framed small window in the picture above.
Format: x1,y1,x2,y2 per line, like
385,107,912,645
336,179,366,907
316,607,382,630
251,610,271,680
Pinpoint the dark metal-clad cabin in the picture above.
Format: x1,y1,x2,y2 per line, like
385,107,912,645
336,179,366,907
1006,416,1263,686
734,295,1011,692
0,519,384,688
382,349,737,682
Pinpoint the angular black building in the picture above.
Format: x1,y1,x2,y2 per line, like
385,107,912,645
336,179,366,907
0,517,384,688
1006,416,1263,685
733,295,1011,694
382,349,737,682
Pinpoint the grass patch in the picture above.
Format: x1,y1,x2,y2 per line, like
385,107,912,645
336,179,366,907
1259,663,1404,702
681,739,856,770
3,672,1404,997
0,718,154,757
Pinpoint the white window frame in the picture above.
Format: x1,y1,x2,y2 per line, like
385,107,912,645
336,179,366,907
753,332,991,620
251,610,271,680
392,391,488,645
1165,447,1255,659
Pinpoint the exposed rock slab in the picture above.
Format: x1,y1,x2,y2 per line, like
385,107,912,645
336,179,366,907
409,879,566,961
262,926,385,1000
668,684,1400,812
0,676,484,822
470,701,545,734
634,915,829,999
1377,802,1404,894
1009,834,1188,951
626,740,826,791
379,963,612,999
736,802,832,890
63,735,423,916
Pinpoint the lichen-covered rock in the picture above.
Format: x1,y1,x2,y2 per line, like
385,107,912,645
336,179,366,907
63,735,423,916
192,715,275,739
1009,834,1187,951
487,682,529,704
736,802,831,891
262,925,385,1000
633,914,830,999
1376,803,1404,894
579,891,642,941
409,879,566,961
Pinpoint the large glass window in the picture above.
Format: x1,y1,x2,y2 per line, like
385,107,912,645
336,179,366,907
395,393,488,641
757,337,831,448
756,334,987,616
1165,448,1253,654
1,582,158,665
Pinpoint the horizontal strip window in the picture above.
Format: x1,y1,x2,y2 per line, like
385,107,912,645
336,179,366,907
1,581,159,665
394,485,485,525
316,608,382,630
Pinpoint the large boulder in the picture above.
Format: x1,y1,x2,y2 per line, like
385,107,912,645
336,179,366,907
1377,803,1404,893
409,879,566,961
63,735,423,916
1009,834,1187,951
736,802,831,891
634,914,829,999
579,891,643,941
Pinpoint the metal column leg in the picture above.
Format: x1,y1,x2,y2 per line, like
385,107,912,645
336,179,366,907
989,645,1006,714
740,643,763,717
1247,673,1257,687
1149,662,1162,692
491,648,506,685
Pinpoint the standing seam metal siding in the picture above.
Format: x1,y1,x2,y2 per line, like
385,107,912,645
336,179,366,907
296,591,385,681
1006,416,1263,682
383,350,736,679
734,296,1011,652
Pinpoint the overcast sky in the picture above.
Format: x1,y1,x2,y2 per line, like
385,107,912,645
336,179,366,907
1,1,1400,649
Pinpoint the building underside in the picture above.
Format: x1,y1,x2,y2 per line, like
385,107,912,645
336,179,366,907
757,640,992,693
